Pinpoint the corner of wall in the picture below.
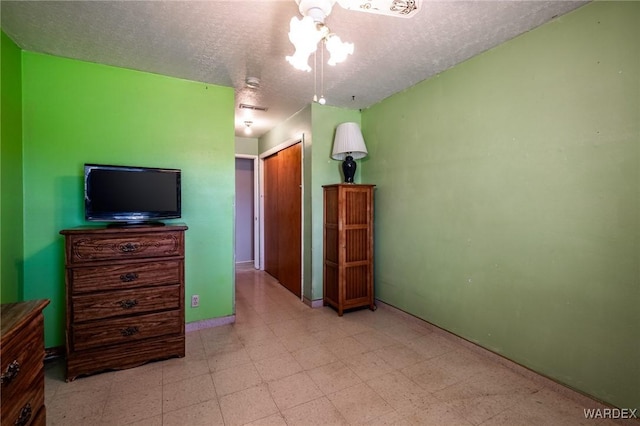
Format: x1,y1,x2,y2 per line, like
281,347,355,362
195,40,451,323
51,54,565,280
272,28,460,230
0,29,24,303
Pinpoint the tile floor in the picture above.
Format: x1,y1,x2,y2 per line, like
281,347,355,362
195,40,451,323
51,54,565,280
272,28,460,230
45,265,615,425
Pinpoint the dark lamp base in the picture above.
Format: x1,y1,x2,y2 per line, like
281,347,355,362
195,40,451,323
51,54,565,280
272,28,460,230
342,155,356,183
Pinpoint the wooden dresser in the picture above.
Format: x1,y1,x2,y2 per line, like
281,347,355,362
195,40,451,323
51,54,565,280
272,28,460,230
1,299,49,426
60,224,187,381
323,184,375,316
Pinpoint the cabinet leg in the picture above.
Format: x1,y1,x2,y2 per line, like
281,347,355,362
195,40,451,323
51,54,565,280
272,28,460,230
370,303,377,312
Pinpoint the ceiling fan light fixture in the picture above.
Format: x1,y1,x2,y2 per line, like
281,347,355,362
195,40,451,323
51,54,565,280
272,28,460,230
285,53,312,72
297,0,335,22
305,6,328,24
325,34,354,66
336,0,421,18
286,15,325,72
287,0,354,72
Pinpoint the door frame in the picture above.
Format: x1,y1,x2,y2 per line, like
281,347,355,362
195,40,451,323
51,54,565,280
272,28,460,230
235,154,260,270
259,136,305,299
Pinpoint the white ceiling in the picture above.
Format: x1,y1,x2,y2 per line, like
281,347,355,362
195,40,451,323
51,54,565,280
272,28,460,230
1,0,588,138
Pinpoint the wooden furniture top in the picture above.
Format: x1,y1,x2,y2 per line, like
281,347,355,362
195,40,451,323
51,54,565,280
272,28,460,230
0,299,50,342
60,223,188,235
322,184,376,188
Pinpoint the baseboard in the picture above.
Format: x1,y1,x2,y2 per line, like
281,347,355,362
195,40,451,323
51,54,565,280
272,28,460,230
45,345,65,361
374,299,636,422
303,297,324,308
185,315,236,332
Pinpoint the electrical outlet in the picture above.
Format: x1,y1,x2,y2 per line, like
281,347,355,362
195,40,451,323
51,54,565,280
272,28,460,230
191,295,199,308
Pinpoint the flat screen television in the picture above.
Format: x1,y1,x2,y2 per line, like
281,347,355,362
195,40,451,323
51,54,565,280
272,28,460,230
84,163,181,225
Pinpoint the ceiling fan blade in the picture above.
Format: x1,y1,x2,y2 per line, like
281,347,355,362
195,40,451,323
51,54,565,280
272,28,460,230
336,0,421,18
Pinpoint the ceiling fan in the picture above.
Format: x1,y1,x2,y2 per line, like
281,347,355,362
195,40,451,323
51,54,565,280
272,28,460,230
334,0,420,18
286,0,421,71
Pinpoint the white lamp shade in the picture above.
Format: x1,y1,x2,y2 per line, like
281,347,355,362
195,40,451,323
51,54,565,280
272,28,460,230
331,122,368,160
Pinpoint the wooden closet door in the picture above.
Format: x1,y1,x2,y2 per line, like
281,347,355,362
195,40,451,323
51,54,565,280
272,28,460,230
277,143,302,297
263,143,302,297
264,153,279,278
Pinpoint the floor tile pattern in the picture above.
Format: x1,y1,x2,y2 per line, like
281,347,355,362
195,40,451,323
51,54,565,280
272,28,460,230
44,265,616,425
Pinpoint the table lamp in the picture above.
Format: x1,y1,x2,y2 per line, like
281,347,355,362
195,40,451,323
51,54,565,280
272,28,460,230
331,122,368,183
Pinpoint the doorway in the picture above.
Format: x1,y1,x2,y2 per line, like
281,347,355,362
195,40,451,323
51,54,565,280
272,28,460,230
235,155,259,269
262,141,302,297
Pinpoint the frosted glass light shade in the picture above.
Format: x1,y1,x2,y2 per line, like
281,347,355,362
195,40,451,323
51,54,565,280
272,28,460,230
285,16,324,72
326,34,354,66
331,122,368,160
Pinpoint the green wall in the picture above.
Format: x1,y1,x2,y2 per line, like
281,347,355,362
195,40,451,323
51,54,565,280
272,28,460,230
362,1,639,410
259,104,360,301
21,52,236,347
0,31,24,303
310,104,361,300
235,136,258,156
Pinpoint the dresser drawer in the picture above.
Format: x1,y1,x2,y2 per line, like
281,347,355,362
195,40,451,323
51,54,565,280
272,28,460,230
71,285,180,322
1,377,44,426
30,401,46,426
1,315,43,392
1,301,47,426
71,260,181,293
66,231,184,263
71,310,182,351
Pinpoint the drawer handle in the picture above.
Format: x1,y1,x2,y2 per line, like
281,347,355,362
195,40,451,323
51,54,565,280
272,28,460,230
0,360,20,385
120,326,139,337
15,403,32,426
118,242,140,253
120,272,139,282
119,299,138,309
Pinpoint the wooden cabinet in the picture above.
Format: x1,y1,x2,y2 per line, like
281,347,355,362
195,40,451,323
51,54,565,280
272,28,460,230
1,299,49,426
323,184,375,316
60,224,187,381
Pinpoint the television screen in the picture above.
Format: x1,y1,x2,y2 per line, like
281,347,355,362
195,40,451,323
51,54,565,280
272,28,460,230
84,164,181,224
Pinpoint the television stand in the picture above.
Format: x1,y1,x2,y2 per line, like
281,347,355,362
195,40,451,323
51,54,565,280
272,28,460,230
60,224,188,380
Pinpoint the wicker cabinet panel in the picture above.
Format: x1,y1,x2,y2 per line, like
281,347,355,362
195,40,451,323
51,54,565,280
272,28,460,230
1,300,49,426
324,264,339,303
344,191,369,225
61,225,187,381
345,229,369,263
344,265,370,300
324,228,339,263
323,184,375,316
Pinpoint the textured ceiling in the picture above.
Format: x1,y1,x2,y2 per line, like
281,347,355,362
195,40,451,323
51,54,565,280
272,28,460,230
1,0,588,138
